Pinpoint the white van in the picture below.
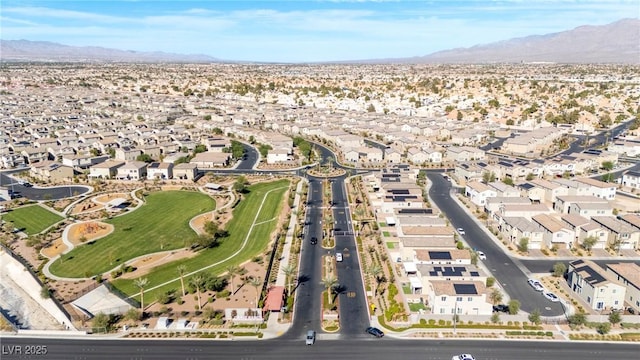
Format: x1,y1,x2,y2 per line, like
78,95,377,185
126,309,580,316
305,330,316,345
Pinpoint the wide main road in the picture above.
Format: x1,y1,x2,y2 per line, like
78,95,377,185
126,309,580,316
427,172,564,316
1,337,638,360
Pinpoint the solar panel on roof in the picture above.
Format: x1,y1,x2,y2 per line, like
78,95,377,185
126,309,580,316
433,266,443,272
470,271,479,277
429,252,451,260
429,271,438,276
453,284,478,295
398,208,432,214
390,189,410,195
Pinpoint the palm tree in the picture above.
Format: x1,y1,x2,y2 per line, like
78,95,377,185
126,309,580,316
280,264,296,295
134,277,149,311
322,276,338,305
366,264,383,296
247,276,263,307
489,288,503,305
190,273,205,310
176,265,187,297
226,265,241,295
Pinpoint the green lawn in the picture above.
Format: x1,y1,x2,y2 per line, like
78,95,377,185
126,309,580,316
111,179,289,300
382,231,391,237
386,242,396,249
49,191,215,278
2,204,63,235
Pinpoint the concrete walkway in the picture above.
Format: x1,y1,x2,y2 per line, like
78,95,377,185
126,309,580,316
262,179,305,339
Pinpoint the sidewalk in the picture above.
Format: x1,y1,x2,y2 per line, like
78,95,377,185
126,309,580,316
262,179,304,339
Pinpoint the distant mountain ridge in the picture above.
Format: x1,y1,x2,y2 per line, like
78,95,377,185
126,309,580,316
1,18,638,64
406,18,640,64
0,40,218,63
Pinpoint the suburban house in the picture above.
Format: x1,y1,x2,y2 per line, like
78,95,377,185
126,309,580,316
606,263,640,313
173,163,198,180
115,146,142,161
190,152,230,168
427,280,492,316
267,148,290,164
465,181,497,207
89,160,125,179
29,161,74,182
621,170,640,189
591,216,640,250
532,214,575,249
575,177,617,200
147,162,173,180
498,216,545,249
568,259,626,311
115,161,148,180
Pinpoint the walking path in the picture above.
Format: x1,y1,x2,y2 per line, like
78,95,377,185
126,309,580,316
262,180,304,339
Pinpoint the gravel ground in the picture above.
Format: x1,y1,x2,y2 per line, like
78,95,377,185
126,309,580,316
0,257,62,330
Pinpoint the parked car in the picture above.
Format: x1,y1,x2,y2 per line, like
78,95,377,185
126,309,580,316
452,354,476,360
305,330,316,345
476,251,486,260
336,252,343,262
543,291,560,302
528,278,544,292
457,228,465,235
492,304,509,313
310,237,318,245
365,326,384,338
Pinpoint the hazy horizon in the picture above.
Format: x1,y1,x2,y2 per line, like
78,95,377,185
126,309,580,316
1,0,638,62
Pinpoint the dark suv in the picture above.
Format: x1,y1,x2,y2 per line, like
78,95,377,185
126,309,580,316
310,237,318,245
365,327,384,338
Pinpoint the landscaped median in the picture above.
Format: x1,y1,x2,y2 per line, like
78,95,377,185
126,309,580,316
49,190,215,278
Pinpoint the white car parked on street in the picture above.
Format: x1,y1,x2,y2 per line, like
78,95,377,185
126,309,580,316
528,278,545,292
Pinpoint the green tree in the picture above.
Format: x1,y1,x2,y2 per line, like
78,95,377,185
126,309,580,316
124,308,141,322
194,144,207,154
528,309,542,325
568,313,587,328
601,161,614,171
367,103,376,112
233,175,249,193
518,237,529,252
490,312,500,324
203,220,219,237
482,171,496,184
582,236,598,252
553,262,567,278
40,286,51,299
134,277,149,311
136,153,153,163
258,144,272,158
597,322,611,334
609,310,622,325
486,277,495,288
91,312,114,332
507,299,520,315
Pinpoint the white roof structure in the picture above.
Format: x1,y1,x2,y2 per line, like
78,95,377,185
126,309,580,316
71,284,133,317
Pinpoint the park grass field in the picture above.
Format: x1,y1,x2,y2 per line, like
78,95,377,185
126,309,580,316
111,179,290,300
2,204,63,235
49,191,215,278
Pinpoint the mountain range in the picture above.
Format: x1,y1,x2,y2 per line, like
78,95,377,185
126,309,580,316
1,18,638,64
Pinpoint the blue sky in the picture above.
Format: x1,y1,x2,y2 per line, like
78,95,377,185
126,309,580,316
1,1,638,62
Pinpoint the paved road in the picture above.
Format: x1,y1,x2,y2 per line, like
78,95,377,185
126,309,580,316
281,176,324,339
0,171,90,201
236,143,260,170
330,175,370,336
1,337,638,360
427,172,564,316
